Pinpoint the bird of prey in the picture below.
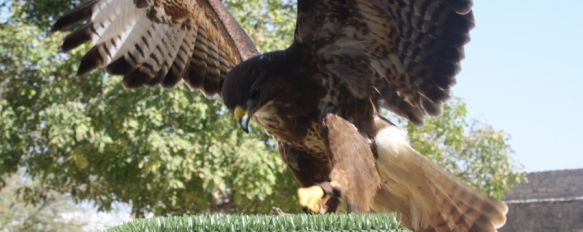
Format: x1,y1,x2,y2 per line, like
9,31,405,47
52,0,508,231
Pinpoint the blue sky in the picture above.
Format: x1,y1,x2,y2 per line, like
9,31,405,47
455,0,583,172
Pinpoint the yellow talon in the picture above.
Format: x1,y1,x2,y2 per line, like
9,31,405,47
297,185,325,213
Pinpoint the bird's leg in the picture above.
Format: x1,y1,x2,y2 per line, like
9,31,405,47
297,181,342,214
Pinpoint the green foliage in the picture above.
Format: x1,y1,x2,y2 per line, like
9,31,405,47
400,99,526,199
0,99,18,178
224,0,297,52
0,0,524,222
17,0,76,28
110,214,405,232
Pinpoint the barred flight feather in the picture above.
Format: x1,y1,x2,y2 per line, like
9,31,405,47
52,0,251,96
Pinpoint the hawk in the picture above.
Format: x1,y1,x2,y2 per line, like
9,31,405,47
52,0,508,231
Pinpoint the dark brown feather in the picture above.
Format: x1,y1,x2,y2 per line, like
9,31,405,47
295,0,475,124
61,23,94,52
77,45,107,76
52,0,258,95
51,0,98,32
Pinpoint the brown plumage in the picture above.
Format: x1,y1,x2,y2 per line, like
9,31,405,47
52,0,508,231
51,0,256,93
323,114,381,212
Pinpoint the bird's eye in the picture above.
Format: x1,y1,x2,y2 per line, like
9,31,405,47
249,88,260,100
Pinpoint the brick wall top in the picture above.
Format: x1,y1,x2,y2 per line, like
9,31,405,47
505,169,583,201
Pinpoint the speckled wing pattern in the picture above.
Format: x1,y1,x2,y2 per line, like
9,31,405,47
296,0,474,124
52,0,256,96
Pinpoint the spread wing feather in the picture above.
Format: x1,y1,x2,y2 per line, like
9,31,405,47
52,0,257,95
296,0,474,124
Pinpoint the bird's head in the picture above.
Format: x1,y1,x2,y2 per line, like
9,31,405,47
222,51,294,133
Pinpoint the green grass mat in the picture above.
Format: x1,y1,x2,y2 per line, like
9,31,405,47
109,213,407,232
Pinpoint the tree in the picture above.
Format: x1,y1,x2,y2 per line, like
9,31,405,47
401,99,524,200
0,172,87,232
0,0,524,218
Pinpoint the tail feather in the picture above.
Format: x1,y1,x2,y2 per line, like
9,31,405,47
372,126,507,232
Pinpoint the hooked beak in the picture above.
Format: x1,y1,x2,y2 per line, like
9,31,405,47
234,106,251,133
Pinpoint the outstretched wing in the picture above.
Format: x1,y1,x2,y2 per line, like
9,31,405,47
52,0,258,96
322,114,381,212
296,0,474,124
